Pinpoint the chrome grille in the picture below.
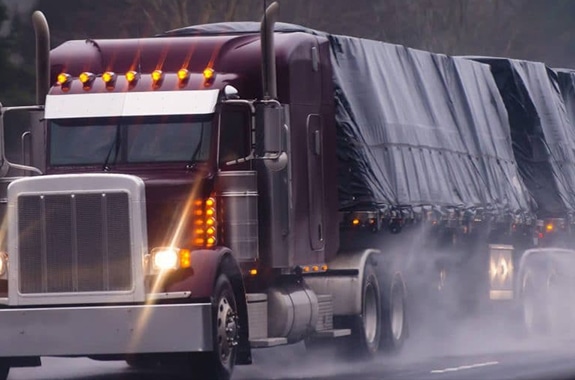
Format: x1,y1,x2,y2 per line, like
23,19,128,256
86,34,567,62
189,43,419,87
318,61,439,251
18,192,132,294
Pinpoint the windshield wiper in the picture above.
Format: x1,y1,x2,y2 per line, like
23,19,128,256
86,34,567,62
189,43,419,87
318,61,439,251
186,123,205,169
102,125,121,171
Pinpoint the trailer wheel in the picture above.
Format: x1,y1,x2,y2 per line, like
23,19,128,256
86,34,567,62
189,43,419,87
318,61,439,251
380,276,407,352
348,262,382,357
189,274,238,380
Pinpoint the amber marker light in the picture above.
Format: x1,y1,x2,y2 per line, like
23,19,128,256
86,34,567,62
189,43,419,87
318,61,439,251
203,67,215,87
177,68,190,83
352,218,360,226
102,71,117,88
192,197,218,248
203,67,214,79
79,72,95,84
152,69,164,82
125,70,140,85
546,223,554,232
249,269,258,276
179,249,191,269
57,73,72,86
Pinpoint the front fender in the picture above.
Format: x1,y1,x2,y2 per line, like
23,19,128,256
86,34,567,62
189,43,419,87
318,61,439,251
164,247,252,364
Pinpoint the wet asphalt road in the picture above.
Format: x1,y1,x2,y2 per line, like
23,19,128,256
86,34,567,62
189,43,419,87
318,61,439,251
6,335,575,380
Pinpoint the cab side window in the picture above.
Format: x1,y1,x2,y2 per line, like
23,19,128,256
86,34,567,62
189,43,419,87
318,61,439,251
219,108,250,169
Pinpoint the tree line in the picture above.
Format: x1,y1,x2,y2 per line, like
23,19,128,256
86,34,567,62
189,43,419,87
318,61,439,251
1,0,575,106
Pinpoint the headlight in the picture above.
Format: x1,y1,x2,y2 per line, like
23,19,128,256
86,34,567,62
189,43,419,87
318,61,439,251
153,248,179,271
148,247,191,274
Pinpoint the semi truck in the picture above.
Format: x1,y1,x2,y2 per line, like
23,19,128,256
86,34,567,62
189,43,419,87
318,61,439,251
0,2,573,379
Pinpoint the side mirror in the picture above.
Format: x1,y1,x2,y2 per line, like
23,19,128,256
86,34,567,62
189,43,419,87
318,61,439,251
257,103,283,155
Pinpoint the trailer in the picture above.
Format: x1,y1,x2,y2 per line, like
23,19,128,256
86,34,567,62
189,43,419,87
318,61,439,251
0,2,571,379
471,58,575,334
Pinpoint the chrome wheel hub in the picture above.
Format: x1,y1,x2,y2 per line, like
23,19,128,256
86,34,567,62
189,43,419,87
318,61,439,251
216,296,238,363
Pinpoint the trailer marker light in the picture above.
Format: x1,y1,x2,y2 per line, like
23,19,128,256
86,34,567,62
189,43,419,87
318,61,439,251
321,265,328,271
546,223,554,232
303,266,310,273
312,265,319,272
352,218,360,226
249,269,258,276
57,73,72,86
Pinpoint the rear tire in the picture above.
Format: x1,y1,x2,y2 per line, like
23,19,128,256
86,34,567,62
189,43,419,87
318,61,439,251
380,276,407,352
346,262,382,358
189,274,238,380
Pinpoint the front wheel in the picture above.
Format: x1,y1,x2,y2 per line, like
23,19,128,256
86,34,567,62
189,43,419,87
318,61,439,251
189,274,238,380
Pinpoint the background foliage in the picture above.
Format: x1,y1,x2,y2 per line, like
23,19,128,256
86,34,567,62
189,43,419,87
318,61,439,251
1,0,575,106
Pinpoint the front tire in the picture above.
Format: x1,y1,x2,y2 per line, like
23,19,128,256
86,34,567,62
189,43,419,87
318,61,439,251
189,274,238,380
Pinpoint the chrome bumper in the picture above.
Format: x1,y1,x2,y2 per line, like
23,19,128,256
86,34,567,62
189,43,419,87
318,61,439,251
0,303,212,357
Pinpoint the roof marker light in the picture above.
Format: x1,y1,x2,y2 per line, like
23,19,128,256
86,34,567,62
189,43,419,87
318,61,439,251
203,67,214,80
152,69,164,82
177,68,190,81
79,72,95,85
102,71,117,87
125,70,140,85
57,73,72,86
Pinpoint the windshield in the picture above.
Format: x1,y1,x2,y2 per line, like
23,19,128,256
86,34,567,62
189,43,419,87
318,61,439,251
48,115,212,166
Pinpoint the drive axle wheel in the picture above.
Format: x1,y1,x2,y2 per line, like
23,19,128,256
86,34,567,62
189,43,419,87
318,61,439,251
346,262,382,358
189,274,238,380
381,276,407,352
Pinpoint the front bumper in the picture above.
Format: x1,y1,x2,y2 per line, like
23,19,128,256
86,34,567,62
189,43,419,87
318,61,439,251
0,303,212,357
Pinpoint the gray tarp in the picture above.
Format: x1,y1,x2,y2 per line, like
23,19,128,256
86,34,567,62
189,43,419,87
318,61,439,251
329,37,532,218
164,22,534,219
473,59,575,219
